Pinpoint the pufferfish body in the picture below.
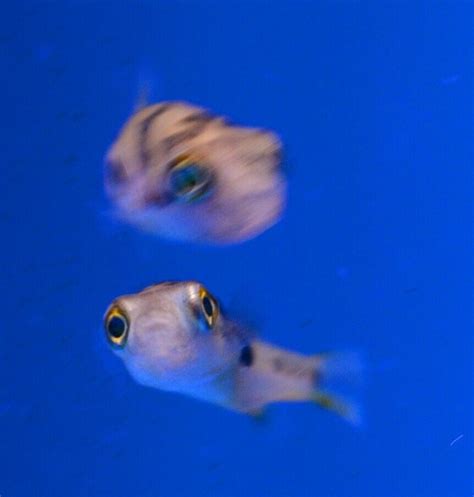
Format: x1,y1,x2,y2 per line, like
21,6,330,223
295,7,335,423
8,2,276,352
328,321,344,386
104,281,363,423
104,102,286,244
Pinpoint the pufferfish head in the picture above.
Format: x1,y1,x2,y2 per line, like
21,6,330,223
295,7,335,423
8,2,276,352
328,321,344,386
103,281,240,392
104,102,286,244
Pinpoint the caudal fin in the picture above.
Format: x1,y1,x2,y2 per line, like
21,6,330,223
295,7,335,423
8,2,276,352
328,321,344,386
311,351,365,426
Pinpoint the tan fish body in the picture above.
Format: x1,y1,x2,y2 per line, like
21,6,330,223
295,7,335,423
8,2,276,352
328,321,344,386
104,102,286,244
104,281,362,423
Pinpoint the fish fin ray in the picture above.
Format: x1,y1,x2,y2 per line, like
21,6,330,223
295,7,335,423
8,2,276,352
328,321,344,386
311,350,365,426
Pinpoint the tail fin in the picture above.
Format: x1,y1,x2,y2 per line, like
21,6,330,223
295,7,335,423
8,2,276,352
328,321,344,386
311,351,365,426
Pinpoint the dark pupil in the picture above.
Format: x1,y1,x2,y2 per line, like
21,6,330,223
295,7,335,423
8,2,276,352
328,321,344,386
169,163,213,202
172,165,202,194
108,316,126,338
202,296,213,317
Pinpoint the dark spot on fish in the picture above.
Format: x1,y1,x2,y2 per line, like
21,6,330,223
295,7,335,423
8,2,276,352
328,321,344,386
272,356,284,371
139,105,172,167
239,345,254,367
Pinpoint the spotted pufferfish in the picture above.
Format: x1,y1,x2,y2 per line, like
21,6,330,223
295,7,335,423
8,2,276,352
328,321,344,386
104,101,286,244
104,281,363,423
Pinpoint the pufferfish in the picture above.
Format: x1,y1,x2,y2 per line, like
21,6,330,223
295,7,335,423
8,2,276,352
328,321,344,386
104,101,286,244
103,281,362,423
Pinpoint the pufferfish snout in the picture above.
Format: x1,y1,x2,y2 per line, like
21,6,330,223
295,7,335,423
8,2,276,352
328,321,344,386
104,101,287,244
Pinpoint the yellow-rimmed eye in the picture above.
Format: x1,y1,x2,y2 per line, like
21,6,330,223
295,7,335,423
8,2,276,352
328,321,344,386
197,286,219,330
104,306,129,349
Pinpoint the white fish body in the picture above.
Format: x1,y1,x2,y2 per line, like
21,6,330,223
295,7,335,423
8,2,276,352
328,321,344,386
104,281,362,423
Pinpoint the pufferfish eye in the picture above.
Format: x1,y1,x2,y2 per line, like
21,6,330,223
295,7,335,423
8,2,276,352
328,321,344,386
168,156,214,203
104,306,129,349
195,286,219,331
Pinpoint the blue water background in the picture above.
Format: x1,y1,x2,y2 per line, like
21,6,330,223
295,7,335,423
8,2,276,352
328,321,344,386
1,2,472,496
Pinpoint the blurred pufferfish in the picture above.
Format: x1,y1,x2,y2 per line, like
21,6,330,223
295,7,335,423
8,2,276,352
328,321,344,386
104,101,286,244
